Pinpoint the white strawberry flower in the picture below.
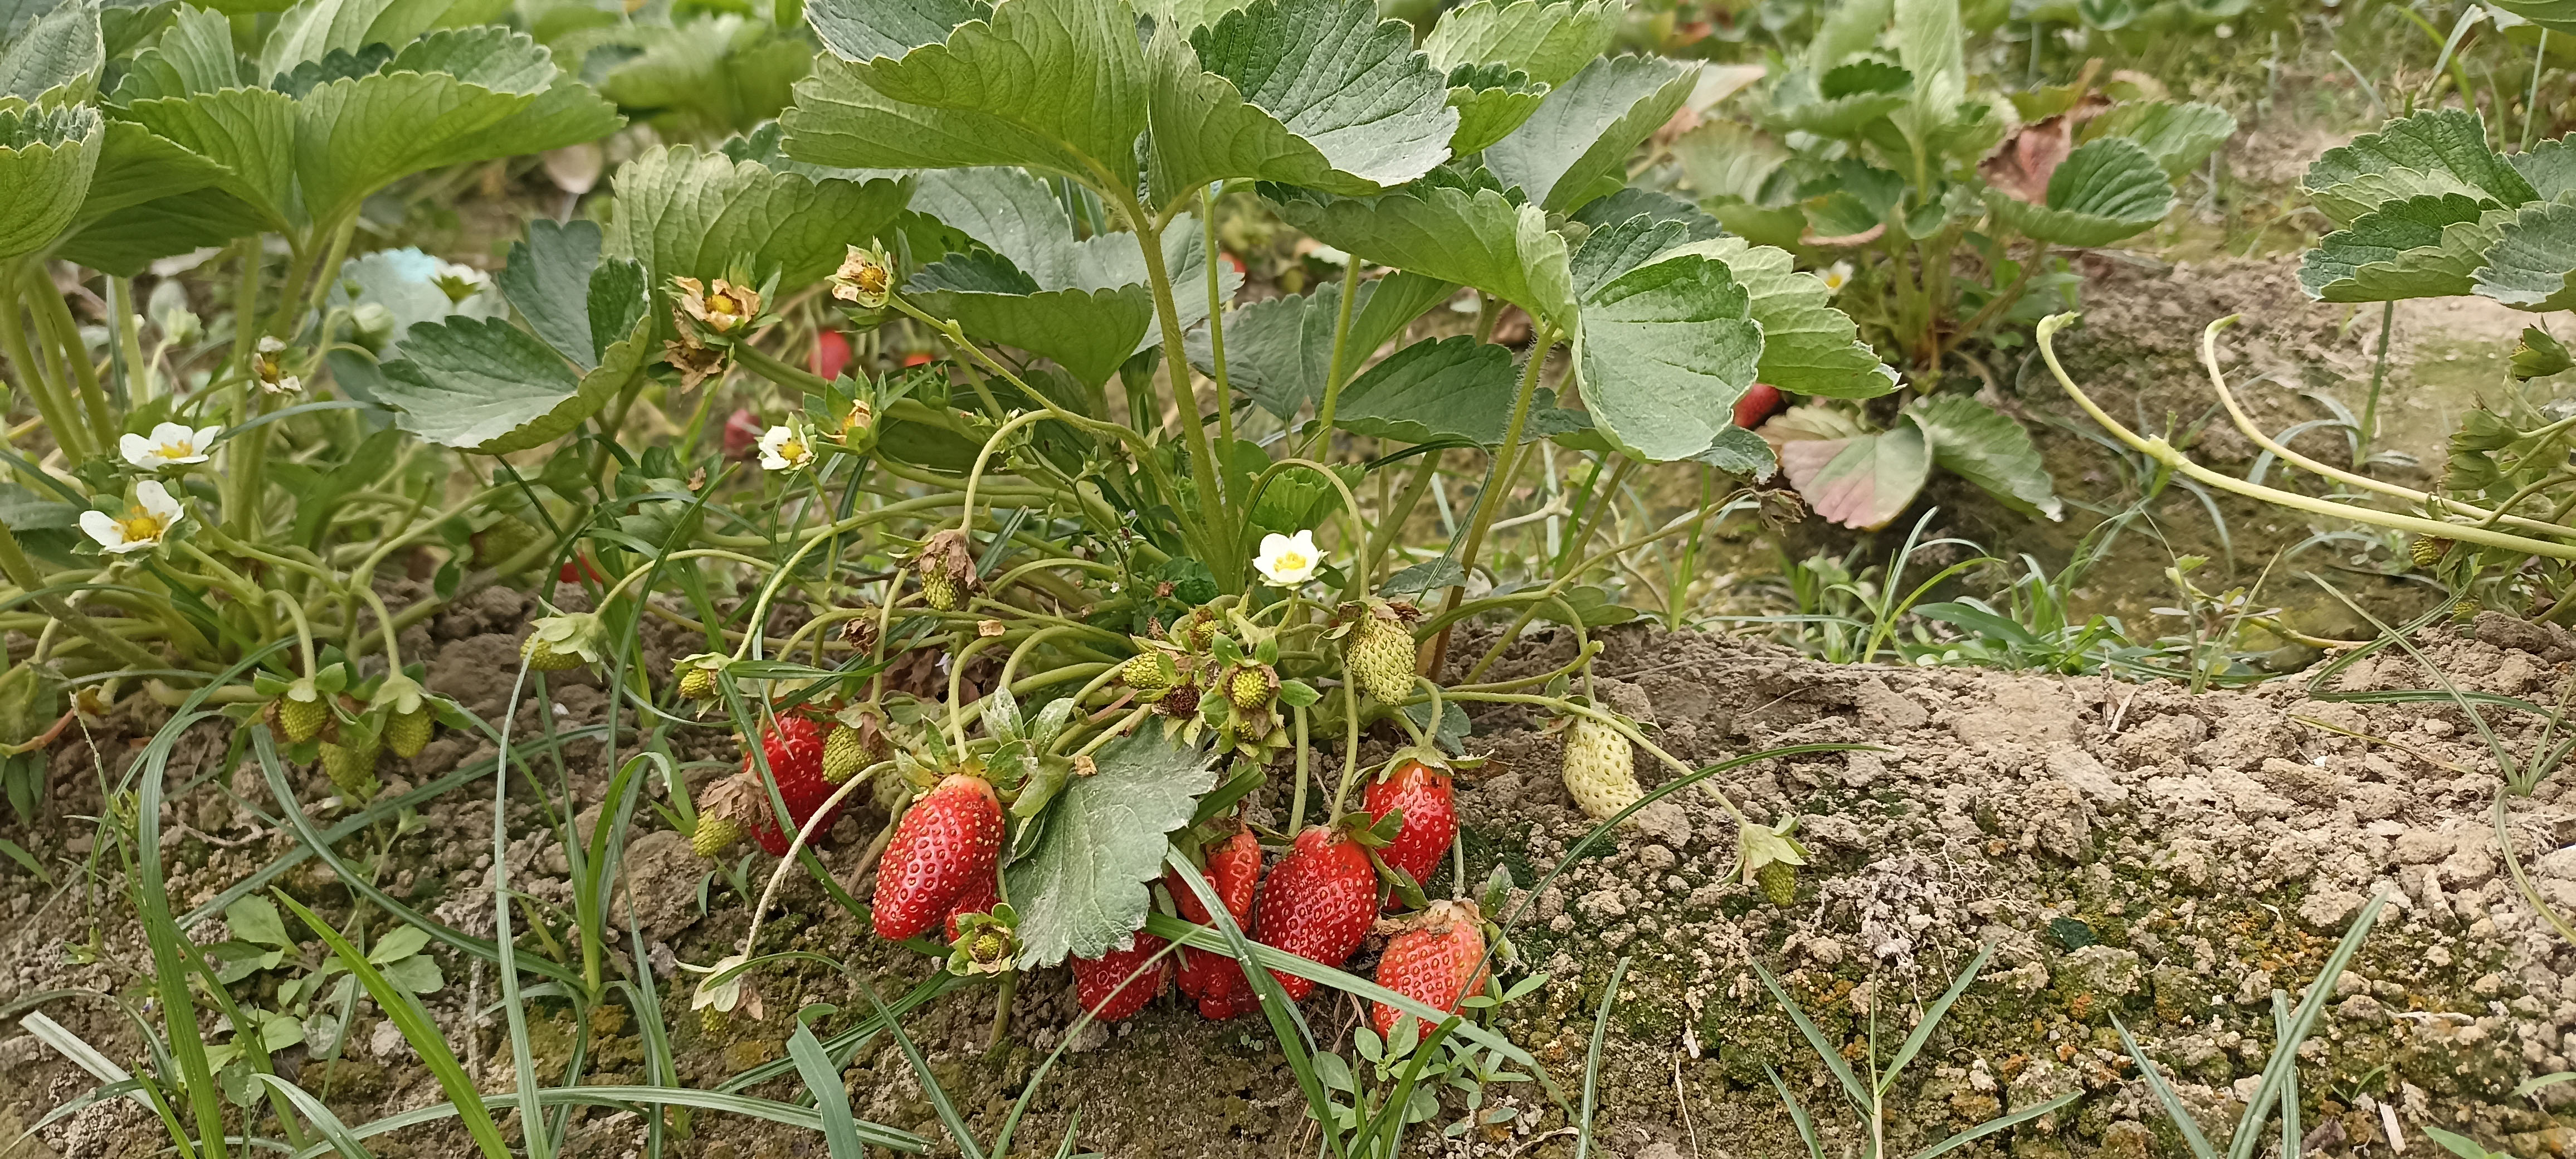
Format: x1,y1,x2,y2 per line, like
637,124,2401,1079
757,423,813,472
119,421,221,469
81,480,186,554
1255,529,1323,586
1819,261,1854,296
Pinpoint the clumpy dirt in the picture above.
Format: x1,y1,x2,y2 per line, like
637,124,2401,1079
6,610,2576,1157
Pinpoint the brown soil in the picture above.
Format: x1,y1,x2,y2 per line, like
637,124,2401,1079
4,611,2574,1158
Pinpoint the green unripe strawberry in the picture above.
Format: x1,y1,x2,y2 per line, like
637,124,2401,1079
1120,652,1174,693
919,568,958,612
476,514,543,570
678,665,718,699
1228,666,1272,710
384,708,432,759
522,631,584,671
1348,617,1417,705
1757,860,1797,907
692,815,743,858
822,725,869,784
322,740,380,802
276,695,327,743
1560,717,1641,821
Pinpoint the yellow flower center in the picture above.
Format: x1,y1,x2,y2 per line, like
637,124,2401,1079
154,441,197,460
780,435,808,464
118,510,170,543
1273,550,1309,572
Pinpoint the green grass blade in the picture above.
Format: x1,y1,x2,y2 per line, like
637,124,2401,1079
131,708,227,1159
2110,1012,2219,1159
2226,889,2387,1159
279,1087,930,1158
252,1074,379,1159
1052,1110,1082,1159
1573,957,1628,1159
856,977,987,1159
276,892,514,1159
2424,1126,2501,1158
2271,991,2299,1159
1880,942,1995,1095
1751,960,1871,1115
1909,1090,2081,1159
1165,853,1345,1159
1762,1064,1828,1159
487,660,552,1159
788,1014,866,1159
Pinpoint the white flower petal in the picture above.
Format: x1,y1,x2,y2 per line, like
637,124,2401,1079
136,480,183,520
79,509,123,549
119,432,156,467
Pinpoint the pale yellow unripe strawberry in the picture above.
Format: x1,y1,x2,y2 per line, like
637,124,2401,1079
1346,616,1417,705
1560,717,1640,821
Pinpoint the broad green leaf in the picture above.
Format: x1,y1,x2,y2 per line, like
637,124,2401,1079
1905,393,2060,520
1420,0,1619,89
1570,212,1701,299
272,44,395,100
1571,254,1763,463
903,165,1080,279
1276,183,1577,330
0,105,99,260
2473,197,2576,311
806,0,990,62
373,309,651,453
595,18,810,140
1445,64,1548,155
1145,0,1455,207
1646,236,1899,398
789,0,1146,189
119,87,298,228
1890,0,1963,150
108,4,241,103
1804,0,1889,72
1769,61,1910,138
1183,269,1452,418
294,41,623,226
1674,119,1788,203
911,275,1158,387
387,25,558,92
1695,423,1777,480
1571,186,1723,238
225,896,292,948
2491,0,2576,35
1986,135,2173,247
2299,193,2507,302
1773,415,1929,530
2302,109,2535,227
325,246,508,349
497,218,644,368
257,0,472,77
1484,53,1694,213
1007,728,1216,968
53,188,269,275
602,144,911,292
68,121,228,230
2511,135,2576,202
1333,335,1520,444
0,3,100,103
2086,100,2235,177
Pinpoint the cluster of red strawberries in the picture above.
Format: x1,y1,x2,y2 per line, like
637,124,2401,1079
694,714,875,858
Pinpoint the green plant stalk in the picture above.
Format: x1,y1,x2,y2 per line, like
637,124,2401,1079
0,281,90,462
2357,300,2393,468
1121,199,1236,587
26,270,116,447
2039,313,2576,559
1203,183,1238,493
110,277,148,406
1305,259,1365,459
1362,452,1443,583
0,520,163,670
1427,328,1557,673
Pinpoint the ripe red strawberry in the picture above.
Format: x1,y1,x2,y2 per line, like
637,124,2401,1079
1170,829,1262,1019
722,407,763,459
1370,900,1491,1039
1253,825,1378,1001
811,329,852,381
1734,382,1784,428
1072,932,1168,1022
871,773,1003,941
1363,758,1455,893
943,873,999,942
742,715,843,856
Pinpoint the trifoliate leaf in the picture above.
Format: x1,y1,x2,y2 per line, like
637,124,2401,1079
294,45,623,226
2084,99,2235,176
1420,0,1619,89
256,0,476,77
1572,254,1764,463
2473,196,2576,311
1674,119,1789,203
1183,270,1452,418
2297,192,2507,302
1643,237,1897,398
1331,335,1528,445
788,0,1146,189
602,144,911,291
1985,135,2173,247
806,0,991,62
906,207,1237,386
70,121,231,226
1007,728,1217,968
0,105,99,261
1569,212,1701,300
373,309,652,453
1772,412,1930,530
0,3,99,103
1484,54,1695,213
53,188,270,276
497,220,647,368
1145,0,1456,207
1768,60,1910,138
1275,183,1577,330
1904,393,2061,520
2301,108,2535,227
117,87,299,228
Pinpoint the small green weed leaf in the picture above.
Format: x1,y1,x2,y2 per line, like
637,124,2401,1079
111,5,245,102
1184,270,1451,418
1904,393,2060,520
2302,109,2534,226
1333,336,1523,445
789,0,1146,189
2475,194,2576,311
1648,236,1900,399
1484,53,1694,213
1572,254,1763,463
0,105,100,261
374,308,651,453
1146,0,1456,206
0,3,100,103
226,895,294,948
368,924,433,965
1445,66,1548,155
1986,135,2172,247
1009,729,1215,968
1420,0,1618,88
2085,100,2235,177
2299,193,2506,302
602,144,909,293
378,953,444,994
1275,183,1576,330
1774,413,1930,530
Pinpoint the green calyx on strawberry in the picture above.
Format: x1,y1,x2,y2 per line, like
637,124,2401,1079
1253,819,1381,1001
675,652,728,700
521,611,607,671
871,772,1004,941
367,674,440,759
945,900,1018,976
255,663,348,743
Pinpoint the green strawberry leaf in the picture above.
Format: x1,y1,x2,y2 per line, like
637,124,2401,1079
255,0,478,77
1419,0,1618,89
1183,270,1452,418
1484,53,1695,213
2473,196,2576,312
2511,135,2576,202
71,120,232,226
1331,335,1521,445
0,3,99,104
2492,0,2576,32
788,0,1146,190
117,87,299,230
1773,413,1930,530
1007,727,1217,968
1695,424,1778,481
1274,183,1577,330
806,0,990,62
905,203,1237,386
1985,135,2173,248
602,143,910,293
1674,119,1790,203
2299,192,2507,302
1444,64,1548,155
1646,236,1900,399
1768,61,1911,138
2084,100,2236,177
0,105,100,261
2301,108,2534,227
53,189,270,275
1904,393,2060,520
1144,0,1456,208
1568,212,1700,300
1572,254,1764,463
109,4,242,103
1890,0,1964,152
372,308,652,454
496,220,647,368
